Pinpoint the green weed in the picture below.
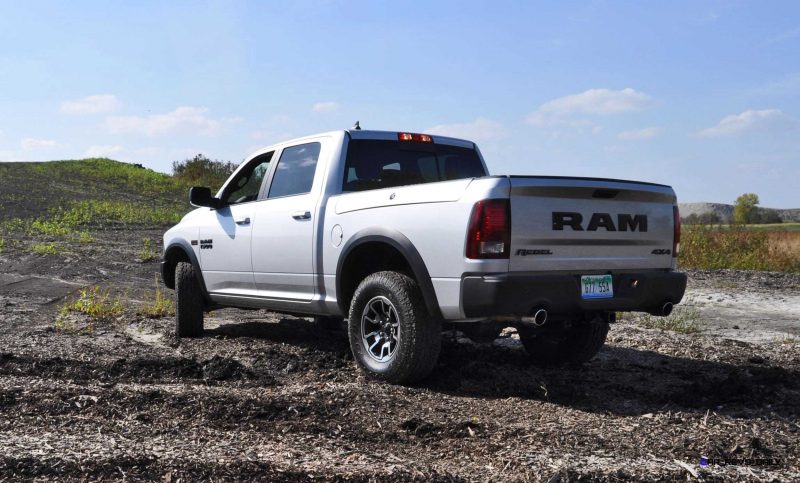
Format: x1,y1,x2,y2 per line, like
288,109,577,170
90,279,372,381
31,242,59,255
138,274,175,318
30,219,72,236
73,231,94,244
636,305,701,334
59,286,124,320
139,237,159,262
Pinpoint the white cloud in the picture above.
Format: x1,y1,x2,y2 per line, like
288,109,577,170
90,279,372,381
527,88,651,127
425,118,508,142
696,109,796,138
222,116,245,123
106,106,222,137
617,127,663,140
312,101,339,113
20,138,58,151
61,94,121,114
85,145,124,158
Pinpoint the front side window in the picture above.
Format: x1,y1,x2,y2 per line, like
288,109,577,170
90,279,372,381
222,152,273,205
342,140,485,192
268,142,321,198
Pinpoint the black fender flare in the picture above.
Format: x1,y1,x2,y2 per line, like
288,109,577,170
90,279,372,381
335,227,442,321
162,240,211,302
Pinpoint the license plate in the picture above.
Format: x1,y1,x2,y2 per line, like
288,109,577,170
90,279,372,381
581,274,613,299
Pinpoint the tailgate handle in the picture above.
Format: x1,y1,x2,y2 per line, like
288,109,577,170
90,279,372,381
592,189,619,199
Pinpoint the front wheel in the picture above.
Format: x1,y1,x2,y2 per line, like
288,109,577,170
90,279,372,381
347,271,441,385
518,315,609,365
175,261,204,337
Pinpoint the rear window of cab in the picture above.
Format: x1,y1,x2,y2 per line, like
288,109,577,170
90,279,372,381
343,139,486,192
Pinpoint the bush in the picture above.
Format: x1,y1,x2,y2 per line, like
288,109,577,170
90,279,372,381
172,154,237,190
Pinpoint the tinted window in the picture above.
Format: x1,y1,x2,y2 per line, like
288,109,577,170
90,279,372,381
222,152,273,205
343,140,485,192
268,142,321,198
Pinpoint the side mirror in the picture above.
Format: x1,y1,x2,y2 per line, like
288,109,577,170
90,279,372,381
189,186,220,208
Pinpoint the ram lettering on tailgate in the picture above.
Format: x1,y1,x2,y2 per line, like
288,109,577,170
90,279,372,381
552,212,648,232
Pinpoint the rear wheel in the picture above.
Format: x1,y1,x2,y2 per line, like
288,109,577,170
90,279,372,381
175,261,204,337
347,271,441,384
518,315,608,365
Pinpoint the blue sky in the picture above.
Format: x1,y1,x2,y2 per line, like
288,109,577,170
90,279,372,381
1,1,798,207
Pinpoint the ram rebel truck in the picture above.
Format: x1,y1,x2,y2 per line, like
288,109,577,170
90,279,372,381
162,128,686,384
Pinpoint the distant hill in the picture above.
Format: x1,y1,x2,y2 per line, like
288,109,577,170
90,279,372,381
0,158,189,222
679,202,800,223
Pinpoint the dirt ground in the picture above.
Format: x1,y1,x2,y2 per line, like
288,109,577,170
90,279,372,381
1,227,798,481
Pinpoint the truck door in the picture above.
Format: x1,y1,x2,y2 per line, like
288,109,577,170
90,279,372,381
250,141,322,302
198,152,273,297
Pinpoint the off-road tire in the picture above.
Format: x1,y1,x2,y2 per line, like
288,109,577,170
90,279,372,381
519,316,609,365
175,261,204,337
348,271,441,385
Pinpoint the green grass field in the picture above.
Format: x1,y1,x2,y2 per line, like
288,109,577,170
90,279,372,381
0,158,190,222
0,158,194,254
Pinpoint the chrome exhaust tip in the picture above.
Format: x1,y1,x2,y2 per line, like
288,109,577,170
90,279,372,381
532,308,548,327
520,308,548,327
661,302,673,317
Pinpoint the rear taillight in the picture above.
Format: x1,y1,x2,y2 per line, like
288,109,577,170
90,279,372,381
673,205,681,257
466,199,510,259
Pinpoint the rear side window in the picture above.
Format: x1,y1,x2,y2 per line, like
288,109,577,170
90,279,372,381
343,140,485,192
268,142,321,198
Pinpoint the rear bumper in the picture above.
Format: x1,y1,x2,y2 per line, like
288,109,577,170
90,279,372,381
461,270,687,318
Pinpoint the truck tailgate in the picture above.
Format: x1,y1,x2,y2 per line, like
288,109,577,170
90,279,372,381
508,176,677,272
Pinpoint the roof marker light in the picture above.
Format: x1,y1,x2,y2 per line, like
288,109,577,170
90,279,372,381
398,132,433,143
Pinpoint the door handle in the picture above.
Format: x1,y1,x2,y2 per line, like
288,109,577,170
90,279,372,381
292,211,311,220
234,217,251,225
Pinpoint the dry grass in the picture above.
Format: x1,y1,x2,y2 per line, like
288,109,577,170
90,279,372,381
769,230,800,258
680,226,800,272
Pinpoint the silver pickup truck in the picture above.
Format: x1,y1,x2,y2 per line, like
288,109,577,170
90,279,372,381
162,128,686,384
